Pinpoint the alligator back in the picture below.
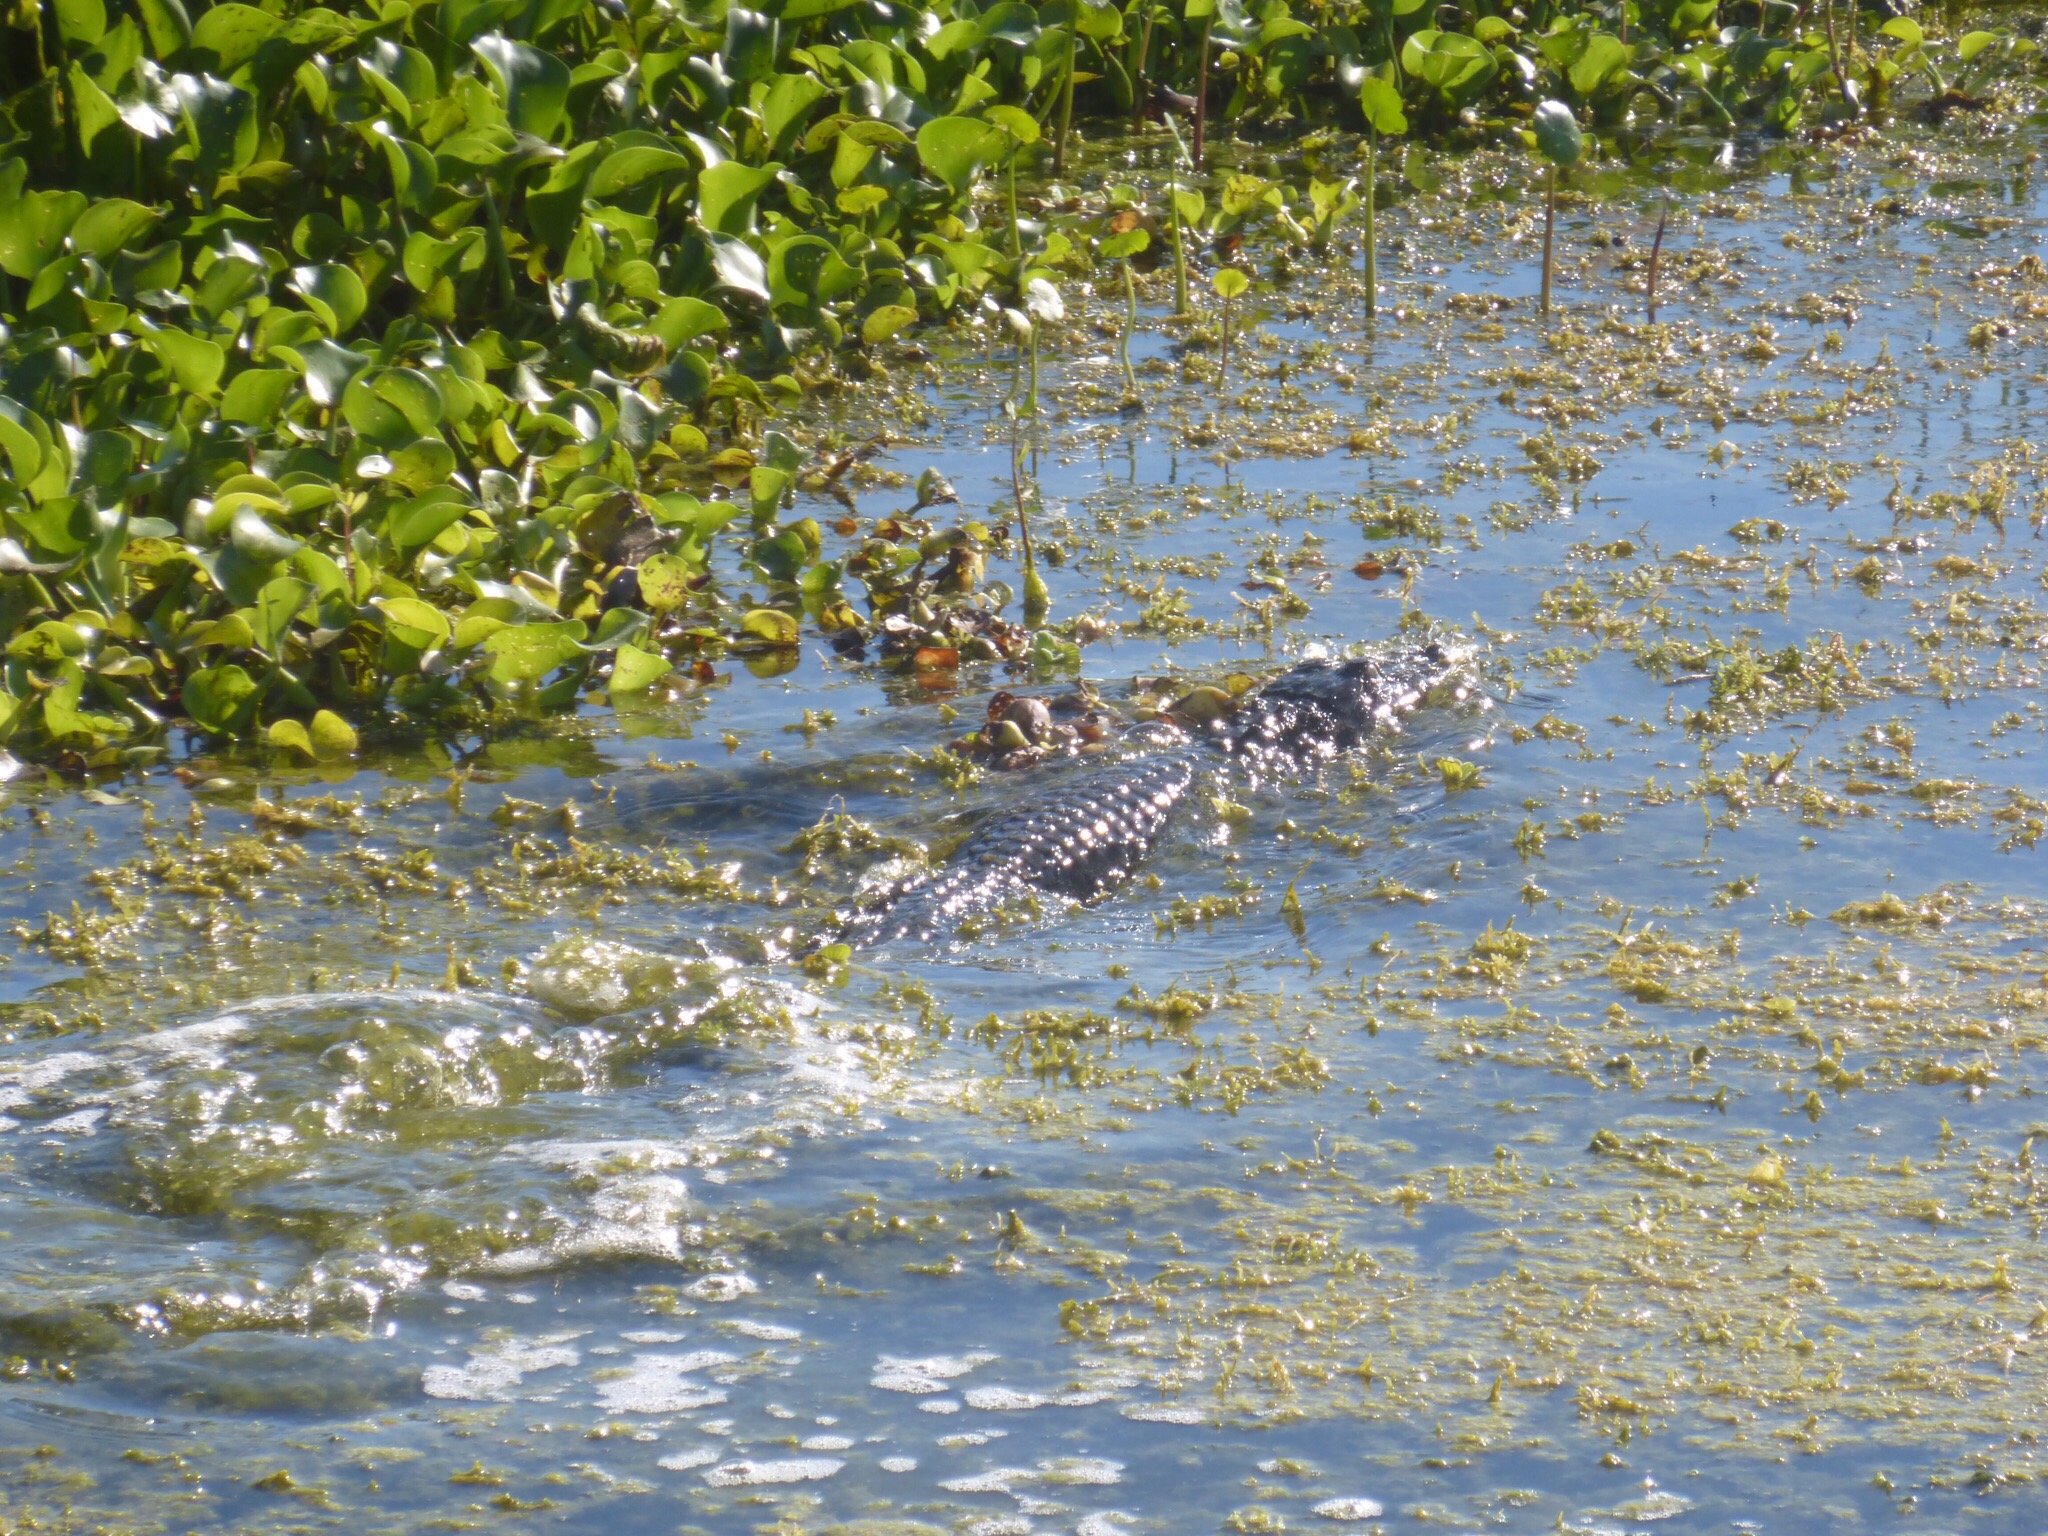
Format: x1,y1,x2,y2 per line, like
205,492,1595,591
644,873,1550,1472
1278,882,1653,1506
837,749,1200,948
835,635,1464,950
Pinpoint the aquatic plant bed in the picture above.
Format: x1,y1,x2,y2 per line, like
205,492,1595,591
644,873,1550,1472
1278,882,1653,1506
9,21,2048,1536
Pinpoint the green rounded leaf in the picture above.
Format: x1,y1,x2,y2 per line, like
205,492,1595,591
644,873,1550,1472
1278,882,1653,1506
983,104,1040,145
184,664,259,736
144,328,225,397
860,303,919,344
378,595,452,650
738,607,799,646
386,438,458,495
916,116,1005,197
588,141,694,199
70,199,161,259
191,2,280,72
1100,228,1150,260
229,506,302,561
609,642,671,694
470,34,572,140
1568,34,1633,97
266,717,315,757
708,235,770,302
290,262,368,333
1532,99,1584,166
53,0,107,46
484,619,588,684
634,552,698,614
220,367,298,426
1211,267,1250,300
697,160,780,237
1400,29,1497,101
279,338,369,408
1357,76,1408,136
309,709,359,758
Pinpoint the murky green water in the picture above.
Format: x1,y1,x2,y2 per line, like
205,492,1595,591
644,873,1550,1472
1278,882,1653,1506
8,118,2048,1534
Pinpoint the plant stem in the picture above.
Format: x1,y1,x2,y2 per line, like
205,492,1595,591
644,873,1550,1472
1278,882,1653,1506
1028,325,1040,416
1646,194,1668,324
1219,293,1231,389
1131,9,1156,134
1007,151,1023,264
1192,11,1212,169
483,183,517,312
1363,128,1378,320
1167,156,1189,317
41,8,72,182
1012,412,1049,623
1540,163,1557,317
1823,0,1847,112
1120,257,1140,403
1054,16,1079,176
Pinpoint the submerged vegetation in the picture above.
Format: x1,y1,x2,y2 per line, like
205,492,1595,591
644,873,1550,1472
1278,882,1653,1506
0,0,2040,765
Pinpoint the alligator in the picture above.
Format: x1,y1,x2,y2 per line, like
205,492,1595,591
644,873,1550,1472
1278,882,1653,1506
833,634,1469,949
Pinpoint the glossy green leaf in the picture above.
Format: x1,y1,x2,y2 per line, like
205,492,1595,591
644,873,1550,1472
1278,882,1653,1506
0,190,87,280
916,116,1005,196
378,595,452,649
609,642,671,693
230,506,302,561
135,0,192,55
1357,76,1408,136
1401,30,1498,101
723,7,779,83
697,160,780,236
739,607,799,646
191,2,280,73
53,0,107,46
309,709,359,757
389,488,470,552
634,552,698,614
281,339,370,408
761,73,829,154
70,200,161,259
266,717,316,757
144,327,225,396
471,34,571,140
290,263,368,333
220,368,296,428
708,234,771,301
249,577,313,650
1532,99,1584,165
1568,34,1633,96
184,663,260,735
587,142,694,199
0,397,47,485
484,620,588,683
861,303,919,343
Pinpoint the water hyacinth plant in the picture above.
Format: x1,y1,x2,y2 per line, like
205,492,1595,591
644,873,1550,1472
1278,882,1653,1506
1531,100,1585,317
1355,75,1407,320
1099,206,1150,409
1211,265,1249,392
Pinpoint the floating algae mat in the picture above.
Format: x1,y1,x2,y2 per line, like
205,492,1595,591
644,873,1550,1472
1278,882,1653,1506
9,122,2048,1535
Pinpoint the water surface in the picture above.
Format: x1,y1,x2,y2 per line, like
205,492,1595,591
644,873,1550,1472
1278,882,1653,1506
6,120,2048,1534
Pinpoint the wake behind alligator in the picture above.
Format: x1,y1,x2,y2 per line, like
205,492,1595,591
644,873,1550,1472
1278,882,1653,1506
836,633,1472,949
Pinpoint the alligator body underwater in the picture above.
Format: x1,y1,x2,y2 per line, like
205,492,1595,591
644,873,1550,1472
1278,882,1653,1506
836,635,1468,949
